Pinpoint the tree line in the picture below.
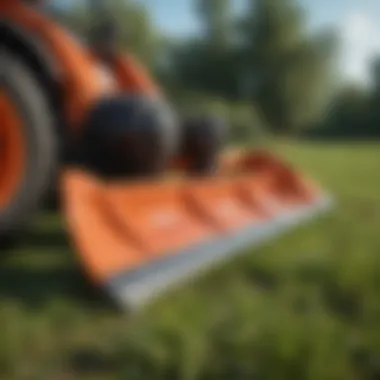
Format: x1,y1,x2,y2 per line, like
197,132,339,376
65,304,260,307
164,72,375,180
53,0,380,141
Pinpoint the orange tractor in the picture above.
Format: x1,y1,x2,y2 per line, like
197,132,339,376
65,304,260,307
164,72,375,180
0,0,332,310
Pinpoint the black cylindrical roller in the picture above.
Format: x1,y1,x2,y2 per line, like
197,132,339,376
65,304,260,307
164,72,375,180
79,95,178,178
180,113,228,175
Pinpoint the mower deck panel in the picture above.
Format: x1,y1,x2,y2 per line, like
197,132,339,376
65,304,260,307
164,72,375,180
62,152,333,311
106,196,332,310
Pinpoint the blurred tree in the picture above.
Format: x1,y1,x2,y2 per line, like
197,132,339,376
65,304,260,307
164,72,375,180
369,56,380,89
168,0,238,97
365,56,380,137
303,84,371,139
239,0,338,134
328,85,369,137
49,0,345,139
197,0,232,51
49,0,162,68
302,52,380,140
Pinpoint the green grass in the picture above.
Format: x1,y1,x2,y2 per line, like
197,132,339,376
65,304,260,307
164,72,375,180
1,142,380,380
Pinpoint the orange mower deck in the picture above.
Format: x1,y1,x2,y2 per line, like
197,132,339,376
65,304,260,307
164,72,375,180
62,151,333,310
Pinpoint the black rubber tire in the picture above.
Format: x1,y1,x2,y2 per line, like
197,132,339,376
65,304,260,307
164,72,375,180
180,114,228,175
0,50,58,249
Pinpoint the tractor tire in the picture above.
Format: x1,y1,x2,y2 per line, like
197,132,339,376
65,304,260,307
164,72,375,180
0,50,58,249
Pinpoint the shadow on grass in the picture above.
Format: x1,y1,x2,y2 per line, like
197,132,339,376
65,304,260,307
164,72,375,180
22,228,69,250
0,226,118,313
0,265,117,311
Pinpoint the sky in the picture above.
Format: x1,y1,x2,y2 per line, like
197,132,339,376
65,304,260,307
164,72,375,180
136,0,380,86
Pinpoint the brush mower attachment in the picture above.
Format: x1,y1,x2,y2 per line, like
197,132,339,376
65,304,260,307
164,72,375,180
62,150,333,311
0,1,332,313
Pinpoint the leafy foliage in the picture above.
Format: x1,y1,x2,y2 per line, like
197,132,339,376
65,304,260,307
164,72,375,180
165,0,338,135
305,60,380,139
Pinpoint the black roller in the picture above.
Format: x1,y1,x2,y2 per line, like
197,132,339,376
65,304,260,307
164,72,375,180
77,95,178,178
180,114,228,175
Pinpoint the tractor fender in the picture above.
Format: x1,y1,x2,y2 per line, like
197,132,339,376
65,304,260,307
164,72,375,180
0,20,61,107
1,3,118,130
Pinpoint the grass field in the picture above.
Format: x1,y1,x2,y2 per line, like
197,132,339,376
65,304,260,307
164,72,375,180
0,142,379,380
